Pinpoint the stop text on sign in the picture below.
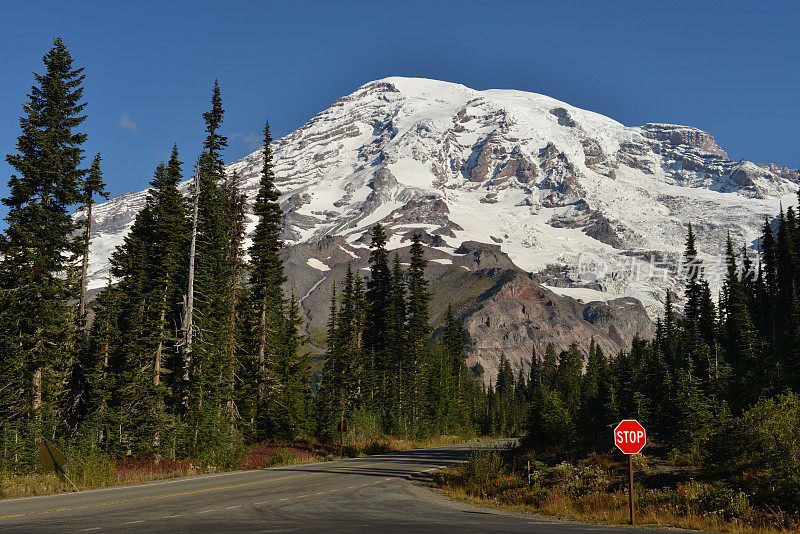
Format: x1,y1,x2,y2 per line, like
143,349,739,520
614,419,646,454
617,429,644,443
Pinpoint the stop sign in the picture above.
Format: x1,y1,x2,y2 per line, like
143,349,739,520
614,419,646,454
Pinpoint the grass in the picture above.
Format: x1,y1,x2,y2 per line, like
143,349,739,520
1,456,209,500
432,445,799,534
1,434,478,500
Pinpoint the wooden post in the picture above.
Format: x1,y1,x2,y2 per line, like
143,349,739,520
628,454,635,525
339,415,344,457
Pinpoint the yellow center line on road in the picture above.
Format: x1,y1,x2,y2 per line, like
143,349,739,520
0,472,317,521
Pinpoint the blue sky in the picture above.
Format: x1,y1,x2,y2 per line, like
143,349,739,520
1,0,799,221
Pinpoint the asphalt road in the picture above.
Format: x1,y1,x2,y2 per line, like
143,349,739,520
1,441,684,533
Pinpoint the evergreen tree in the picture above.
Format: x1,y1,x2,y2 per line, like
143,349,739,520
149,147,190,400
77,154,109,334
387,252,407,432
63,153,110,440
108,200,167,455
541,343,557,389
775,208,800,385
224,170,247,423
683,223,703,324
185,80,237,451
443,304,470,429
579,338,608,438
364,224,391,410
526,385,575,450
245,118,287,440
407,234,430,431
699,280,717,348
722,234,760,407
758,216,779,380
270,294,310,439
554,343,583,410
318,265,362,436
495,353,515,435
316,282,341,436
662,291,677,363
82,278,120,448
0,38,88,466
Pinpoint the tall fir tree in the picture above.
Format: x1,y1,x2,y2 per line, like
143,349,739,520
185,80,240,452
541,343,558,389
407,233,431,432
495,353,515,435
149,146,190,401
683,223,703,323
224,171,247,423
64,153,109,439
387,252,408,432
77,154,109,335
364,224,391,410
245,118,289,440
0,38,88,466
721,236,758,409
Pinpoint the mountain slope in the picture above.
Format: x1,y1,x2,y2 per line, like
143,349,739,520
81,77,798,380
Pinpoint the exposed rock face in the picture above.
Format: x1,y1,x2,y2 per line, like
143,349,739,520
380,195,462,234
538,144,585,207
460,272,653,384
547,201,623,248
453,241,517,271
641,123,728,158
550,107,577,127
583,298,653,347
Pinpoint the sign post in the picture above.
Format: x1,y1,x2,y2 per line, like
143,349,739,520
613,419,646,525
337,418,347,457
39,437,79,492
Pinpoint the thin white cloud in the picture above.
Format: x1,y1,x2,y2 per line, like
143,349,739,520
231,131,261,150
243,132,260,150
118,111,138,134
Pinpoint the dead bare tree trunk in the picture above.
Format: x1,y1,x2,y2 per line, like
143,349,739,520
154,286,167,386
78,199,93,338
180,170,199,411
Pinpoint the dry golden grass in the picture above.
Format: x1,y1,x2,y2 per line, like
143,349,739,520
436,470,796,534
0,459,207,500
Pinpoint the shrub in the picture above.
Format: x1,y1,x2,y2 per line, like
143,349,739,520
698,482,751,522
706,392,800,511
364,439,392,455
271,447,300,466
463,445,505,486
68,451,116,487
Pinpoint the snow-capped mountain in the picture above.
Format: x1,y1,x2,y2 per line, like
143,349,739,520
82,77,799,380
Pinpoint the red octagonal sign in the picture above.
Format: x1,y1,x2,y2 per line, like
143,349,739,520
614,419,646,454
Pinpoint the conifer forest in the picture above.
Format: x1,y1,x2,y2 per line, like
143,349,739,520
0,39,491,471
